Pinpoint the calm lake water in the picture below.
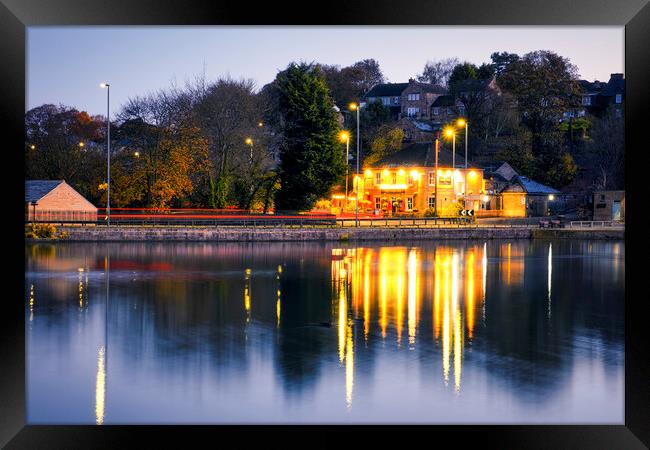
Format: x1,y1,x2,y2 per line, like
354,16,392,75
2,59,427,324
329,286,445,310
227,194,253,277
25,240,624,424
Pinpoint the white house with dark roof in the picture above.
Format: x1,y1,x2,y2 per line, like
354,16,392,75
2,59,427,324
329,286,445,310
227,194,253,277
25,180,97,222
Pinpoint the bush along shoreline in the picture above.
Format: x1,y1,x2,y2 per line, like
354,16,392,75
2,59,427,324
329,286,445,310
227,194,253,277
25,224,69,240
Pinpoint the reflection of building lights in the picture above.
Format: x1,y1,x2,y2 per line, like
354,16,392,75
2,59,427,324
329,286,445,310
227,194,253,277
339,288,347,362
95,346,106,425
345,323,354,409
408,249,417,348
332,194,345,199
29,284,35,322
547,243,552,319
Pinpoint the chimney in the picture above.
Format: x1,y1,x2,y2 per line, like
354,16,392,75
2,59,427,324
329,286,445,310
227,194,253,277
408,78,415,83
610,73,623,80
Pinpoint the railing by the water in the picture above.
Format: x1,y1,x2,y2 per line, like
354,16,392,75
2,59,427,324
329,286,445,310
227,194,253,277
567,220,625,228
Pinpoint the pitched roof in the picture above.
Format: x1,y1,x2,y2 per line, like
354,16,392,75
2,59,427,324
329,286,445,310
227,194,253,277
601,73,625,96
413,82,448,94
494,162,518,181
363,83,409,98
516,176,560,195
25,180,64,203
432,95,455,107
368,142,475,168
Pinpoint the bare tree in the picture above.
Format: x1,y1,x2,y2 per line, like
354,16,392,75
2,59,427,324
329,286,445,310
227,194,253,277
416,58,459,87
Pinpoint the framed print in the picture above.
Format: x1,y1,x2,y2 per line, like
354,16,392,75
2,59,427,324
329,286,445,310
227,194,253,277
2,0,649,447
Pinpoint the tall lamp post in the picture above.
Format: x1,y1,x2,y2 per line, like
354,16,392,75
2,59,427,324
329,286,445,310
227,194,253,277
444,126,457,201
434,135,439,217
100,83,111,227
339,131,350,211
245,137,254,165
457,118,469,208
349,103,360,227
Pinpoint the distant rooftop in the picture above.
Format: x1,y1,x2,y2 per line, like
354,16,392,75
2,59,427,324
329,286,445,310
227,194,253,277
368,142,476,168
363,83,409,98
25,180,64,203
517,176,559,195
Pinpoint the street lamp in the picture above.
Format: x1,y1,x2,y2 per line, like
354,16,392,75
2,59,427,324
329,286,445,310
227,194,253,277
339,131,350,211
100,82,110,227
349,103,360,227
444,125,457,200
434,135,440,217
457,118,469,208
30,144,36,150
133,151,140,158
245,137,253,165
79,142,85,149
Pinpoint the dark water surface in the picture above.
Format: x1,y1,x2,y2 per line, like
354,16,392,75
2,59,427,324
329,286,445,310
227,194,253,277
25,240,624,424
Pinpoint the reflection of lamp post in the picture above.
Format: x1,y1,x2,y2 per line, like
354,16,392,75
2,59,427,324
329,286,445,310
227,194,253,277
245,137,253,165
339,131,350,211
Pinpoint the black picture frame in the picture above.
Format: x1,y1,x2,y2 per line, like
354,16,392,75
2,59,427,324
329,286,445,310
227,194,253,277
2,0,648,447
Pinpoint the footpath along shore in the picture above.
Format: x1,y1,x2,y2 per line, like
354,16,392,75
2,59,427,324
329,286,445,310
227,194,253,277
30,225,624,242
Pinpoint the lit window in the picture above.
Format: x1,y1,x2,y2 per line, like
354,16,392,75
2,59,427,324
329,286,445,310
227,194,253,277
375,197,381,210
428,197,436,209
433,107,440,116
428,171,435,186
582,96,591,106
375,172,381,185
382,97,390,105
615,94,622,104
407,197,413,210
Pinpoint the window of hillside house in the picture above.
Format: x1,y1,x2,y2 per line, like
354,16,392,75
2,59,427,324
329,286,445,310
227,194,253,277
428,171,435,186
407,107,419,117
408,93,420,101
433,107,440,116
428,196,436,209
393,97,400,104
382,97,390,105
458,105,465,115
615,94,622,103
582,96,591,106
407,197,413,210
375,197,381,210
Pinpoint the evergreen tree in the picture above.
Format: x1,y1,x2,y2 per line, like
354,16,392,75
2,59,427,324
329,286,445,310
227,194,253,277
274,63,345,211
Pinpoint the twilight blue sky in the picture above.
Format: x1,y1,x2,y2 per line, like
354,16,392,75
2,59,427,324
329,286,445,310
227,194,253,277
27,26,624,116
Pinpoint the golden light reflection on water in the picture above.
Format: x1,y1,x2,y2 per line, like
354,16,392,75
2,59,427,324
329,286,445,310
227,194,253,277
547,243,552,319
95,346,106,425
332,244,490,397
29,284,35,322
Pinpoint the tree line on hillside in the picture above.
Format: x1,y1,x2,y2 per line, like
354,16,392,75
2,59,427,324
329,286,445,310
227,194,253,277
25,51,623,213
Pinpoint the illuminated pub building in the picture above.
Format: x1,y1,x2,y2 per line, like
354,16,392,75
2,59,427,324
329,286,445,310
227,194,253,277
331,141,487,216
